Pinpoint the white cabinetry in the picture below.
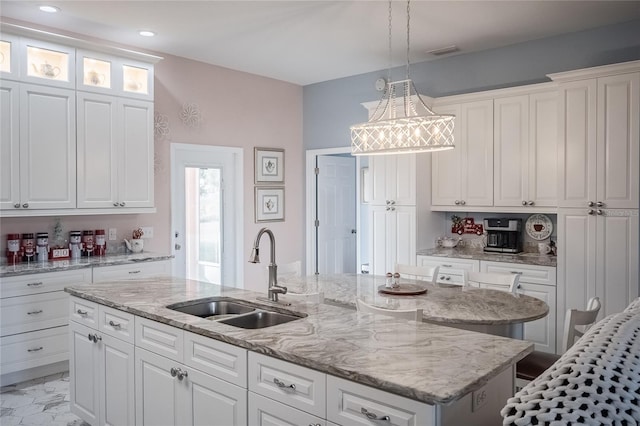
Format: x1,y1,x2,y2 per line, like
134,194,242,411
367,154,418,275
0,269,92,385
134,318,247,426
480,261,557,353
77,93,154,209
69,303,135,426
431,100,494,208
0,83,76,211
493,91,558,208
92,259,171,282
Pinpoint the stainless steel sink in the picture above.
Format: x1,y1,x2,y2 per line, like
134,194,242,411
166,297,255,319
218,310,305,329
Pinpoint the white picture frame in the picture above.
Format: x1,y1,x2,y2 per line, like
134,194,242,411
255,187,285,222
254,147,284,184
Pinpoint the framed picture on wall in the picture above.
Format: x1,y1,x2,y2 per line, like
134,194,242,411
254,147,284,184
255,187,285,222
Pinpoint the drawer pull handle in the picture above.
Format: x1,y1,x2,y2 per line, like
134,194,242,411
442,264,452,268
510,271,522,275
128,270,141,274
108,320,122,329
27,347,43,352
273,378,296,391
77,309,88,316
27,282,43,287
361,408,390,422
27,310,43,315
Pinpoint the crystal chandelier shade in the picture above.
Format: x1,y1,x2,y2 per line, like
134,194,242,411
350,1,455,156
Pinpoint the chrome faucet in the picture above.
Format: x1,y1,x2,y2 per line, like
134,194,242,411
249,227,287,302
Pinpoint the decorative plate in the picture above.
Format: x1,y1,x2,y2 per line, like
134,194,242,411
525,214,553,240
378,284,427,296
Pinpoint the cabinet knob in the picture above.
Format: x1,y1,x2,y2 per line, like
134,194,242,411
389,200,395,205
588,201,595,207
386,207,390,211
14,203,20,208
119,202,126,207
522,201,527,206
596,209,603,216
177,369,188,380
460,200,466,205
596,201,604,207
527,201,534,206
587,209,594,215
22,203,29,208
386,200,391,205
113,202,119,207
454,200,460,205
360,408,390,422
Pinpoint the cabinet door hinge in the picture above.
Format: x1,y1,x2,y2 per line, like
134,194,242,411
314,219,320,227
314,167,319,175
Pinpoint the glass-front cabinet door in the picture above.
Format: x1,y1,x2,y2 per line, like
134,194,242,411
0,34,20,80
21,38,75,89
77,50,116,94
121,60,153,100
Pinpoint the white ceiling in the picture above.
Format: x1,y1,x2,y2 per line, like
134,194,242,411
1,1,639,86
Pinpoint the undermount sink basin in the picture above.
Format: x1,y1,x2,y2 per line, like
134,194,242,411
166,297,255,319
218,310,305,329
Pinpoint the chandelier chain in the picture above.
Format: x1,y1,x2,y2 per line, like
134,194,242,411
406,0,411,80
388,0,392,83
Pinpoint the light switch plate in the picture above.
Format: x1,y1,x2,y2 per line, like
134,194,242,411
108,228,117,241
141,226,153,238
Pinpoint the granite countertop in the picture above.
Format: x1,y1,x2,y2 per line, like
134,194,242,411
417,247,557,268
0,252,173,278
280,273,549,325
66,276,533,406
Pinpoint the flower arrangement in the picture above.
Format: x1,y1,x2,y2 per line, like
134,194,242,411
132,228,144,239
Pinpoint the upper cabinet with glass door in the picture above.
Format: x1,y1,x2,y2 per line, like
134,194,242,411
20,38,75,89
0,34,21,81
77,50,154,100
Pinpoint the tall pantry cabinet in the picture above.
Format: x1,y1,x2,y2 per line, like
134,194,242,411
552,63,639,350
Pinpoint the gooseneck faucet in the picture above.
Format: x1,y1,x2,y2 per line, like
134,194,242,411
249,227,287,302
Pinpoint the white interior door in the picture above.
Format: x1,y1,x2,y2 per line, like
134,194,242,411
317,155,356,274
171,144,243,287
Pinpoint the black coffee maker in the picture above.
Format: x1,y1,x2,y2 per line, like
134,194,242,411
483,218,522,253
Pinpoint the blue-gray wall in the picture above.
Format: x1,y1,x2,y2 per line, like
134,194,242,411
303,18,640,150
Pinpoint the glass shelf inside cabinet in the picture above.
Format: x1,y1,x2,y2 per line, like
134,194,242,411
83,57,111,88
122,65,148,95
27,46,69,81
0,40,11,73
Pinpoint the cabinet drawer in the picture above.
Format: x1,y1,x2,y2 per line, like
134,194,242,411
249,392,326,426
480,261,556,286
69,296,99,327
1,269,92,298
248,352,326,418
1,291,68,336
92,260,170,282
184,331,247,387
0,326,68,375
99,305,135,344
417,255,479,272
135,316,183,361
327,375,435,426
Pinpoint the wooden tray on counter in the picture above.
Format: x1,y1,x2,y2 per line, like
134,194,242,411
378,284,427,296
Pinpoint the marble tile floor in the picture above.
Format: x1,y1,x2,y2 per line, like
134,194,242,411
0,372,89,426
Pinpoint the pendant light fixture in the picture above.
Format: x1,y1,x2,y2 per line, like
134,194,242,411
350,0,455,156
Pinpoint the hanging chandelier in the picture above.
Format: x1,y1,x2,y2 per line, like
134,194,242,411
350,0,455,156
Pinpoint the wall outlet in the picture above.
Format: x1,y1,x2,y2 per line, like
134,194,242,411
140,226,154,238
472,386,489,412
108,228,117,241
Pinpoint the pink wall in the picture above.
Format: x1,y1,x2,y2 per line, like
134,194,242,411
0,25,303,293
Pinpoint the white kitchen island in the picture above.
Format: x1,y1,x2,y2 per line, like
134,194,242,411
65,276,533,426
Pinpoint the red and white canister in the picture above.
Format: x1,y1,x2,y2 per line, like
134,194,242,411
6,233,20,264
95,229,106,256
21,233,35,262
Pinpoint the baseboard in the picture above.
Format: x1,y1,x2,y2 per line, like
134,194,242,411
0,361,69,388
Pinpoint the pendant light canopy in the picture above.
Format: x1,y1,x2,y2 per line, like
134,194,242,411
350,1,455,156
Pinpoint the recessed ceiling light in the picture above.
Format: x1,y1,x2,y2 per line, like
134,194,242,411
39,5,60,13
138,30,155,37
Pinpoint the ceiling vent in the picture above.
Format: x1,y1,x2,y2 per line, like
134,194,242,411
426,45,460,56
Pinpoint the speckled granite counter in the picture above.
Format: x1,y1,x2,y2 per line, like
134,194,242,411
0,252,173,278
280,273,548,326
66,276,533,406
417,247,557,268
